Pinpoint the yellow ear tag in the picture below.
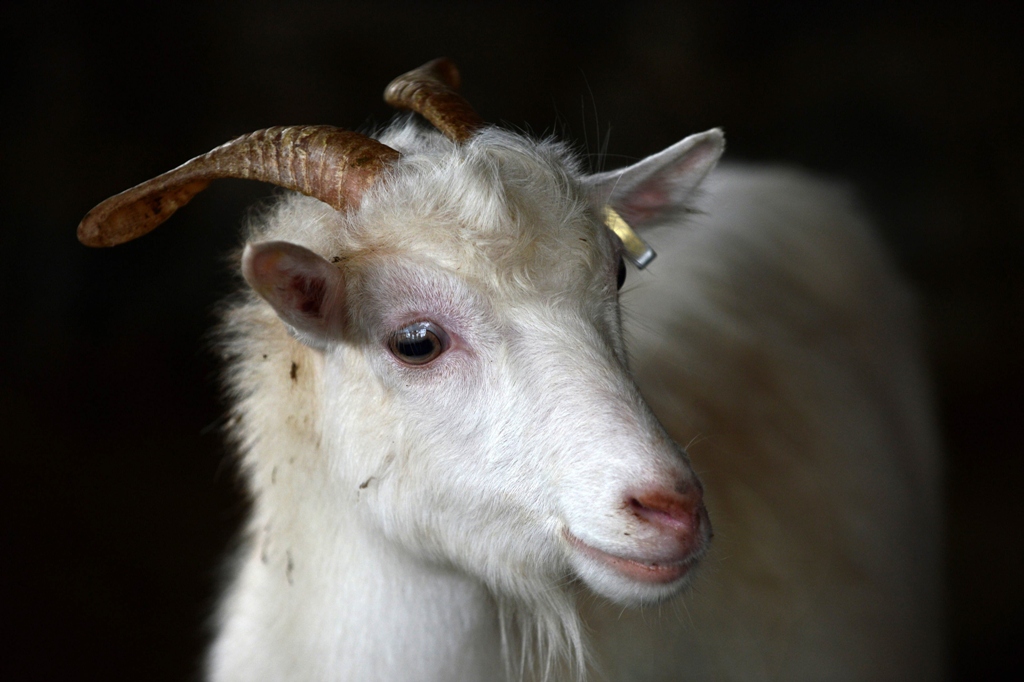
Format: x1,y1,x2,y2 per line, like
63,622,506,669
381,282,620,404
602,206,656,269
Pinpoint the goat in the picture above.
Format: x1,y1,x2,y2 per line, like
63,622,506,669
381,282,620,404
79,59,942,681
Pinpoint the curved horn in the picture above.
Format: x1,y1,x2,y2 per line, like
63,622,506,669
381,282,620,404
384,58,484,143
78,126,400,247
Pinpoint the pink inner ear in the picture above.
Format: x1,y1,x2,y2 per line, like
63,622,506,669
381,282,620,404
605,130,724,229
623,182,672,224
291,274,327,317
243,241,344,340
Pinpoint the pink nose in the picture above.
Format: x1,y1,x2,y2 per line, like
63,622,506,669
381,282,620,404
627,484,707,555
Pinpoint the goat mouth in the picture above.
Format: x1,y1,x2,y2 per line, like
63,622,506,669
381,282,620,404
563,529,694,585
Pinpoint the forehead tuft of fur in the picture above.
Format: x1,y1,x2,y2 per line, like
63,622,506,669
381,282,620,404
247,119,614,301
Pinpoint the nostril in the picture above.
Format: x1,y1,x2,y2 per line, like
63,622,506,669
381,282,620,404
627,486,704,534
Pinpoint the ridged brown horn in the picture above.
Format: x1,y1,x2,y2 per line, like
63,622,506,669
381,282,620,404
78,126,400,247
384,58,484,143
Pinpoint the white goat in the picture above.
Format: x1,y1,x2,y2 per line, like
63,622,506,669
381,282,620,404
79,59,942,681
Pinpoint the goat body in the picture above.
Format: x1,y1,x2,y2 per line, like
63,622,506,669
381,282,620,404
80,60,941,681
210,126,940,680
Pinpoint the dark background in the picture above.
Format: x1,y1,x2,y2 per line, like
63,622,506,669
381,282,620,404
2,1,1020,679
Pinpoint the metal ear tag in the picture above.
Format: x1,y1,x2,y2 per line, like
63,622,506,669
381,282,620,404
602,206,656,269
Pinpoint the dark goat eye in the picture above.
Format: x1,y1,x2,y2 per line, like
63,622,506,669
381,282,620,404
389,322,447,365
616,256,627,290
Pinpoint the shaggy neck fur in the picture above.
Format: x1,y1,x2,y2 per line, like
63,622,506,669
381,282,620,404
211,307,554,680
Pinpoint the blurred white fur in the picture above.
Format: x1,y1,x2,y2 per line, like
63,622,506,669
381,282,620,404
587,168,943,680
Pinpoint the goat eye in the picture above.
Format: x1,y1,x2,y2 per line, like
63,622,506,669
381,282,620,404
388,322,448,365
616,256,627,290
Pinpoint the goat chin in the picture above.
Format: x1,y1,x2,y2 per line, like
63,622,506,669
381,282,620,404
83,60,941,682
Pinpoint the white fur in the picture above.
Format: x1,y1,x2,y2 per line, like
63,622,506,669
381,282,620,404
207,119,941,681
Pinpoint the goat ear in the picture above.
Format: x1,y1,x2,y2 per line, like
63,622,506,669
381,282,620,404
587,128,724,229
242,241,345,345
